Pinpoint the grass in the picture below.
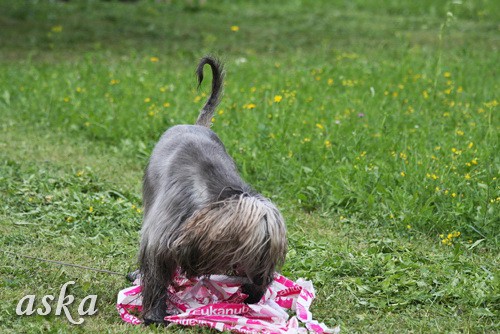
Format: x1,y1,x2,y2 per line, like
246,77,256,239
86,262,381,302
0,0,498,333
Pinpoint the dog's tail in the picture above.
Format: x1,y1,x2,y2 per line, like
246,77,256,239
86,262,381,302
195,56,224,127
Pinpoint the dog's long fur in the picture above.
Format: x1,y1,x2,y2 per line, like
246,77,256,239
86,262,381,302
138,56,287,324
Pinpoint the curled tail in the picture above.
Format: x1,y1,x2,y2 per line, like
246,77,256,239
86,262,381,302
195,56,224,127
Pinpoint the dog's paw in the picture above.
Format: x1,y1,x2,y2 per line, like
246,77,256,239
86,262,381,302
241,283,266,304
143,317,170,327
126,270,140,282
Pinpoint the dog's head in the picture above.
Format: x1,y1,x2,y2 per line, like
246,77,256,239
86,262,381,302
172,193,287,285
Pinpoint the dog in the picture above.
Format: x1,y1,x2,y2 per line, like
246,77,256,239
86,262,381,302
136,56,287,325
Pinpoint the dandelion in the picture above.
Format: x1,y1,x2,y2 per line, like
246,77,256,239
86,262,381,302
150,56,159,62
84,122,91,127
243,103,256,109
217,109,224,115
63,97,70,103
274,95,283,103
324,140,332,149
406,225,411,229
110,79,120,85
400,171,406,177
443,72,451,78
456,129,464,136
230,25,240,32
76,170,84,177
464,173,471,180
484,100,498,108
89,206,93,213
76,87,83,93
66,217,73,222
302,137,311,143
51,25,63,33
315,123,324,130
163,102,171,108
144,97,151,103
468,142,474,149
327,78,334,86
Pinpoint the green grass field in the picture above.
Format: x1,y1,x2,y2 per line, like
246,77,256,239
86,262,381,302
0,0,498,332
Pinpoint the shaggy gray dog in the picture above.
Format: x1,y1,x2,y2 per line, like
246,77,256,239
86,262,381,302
137,56,287,324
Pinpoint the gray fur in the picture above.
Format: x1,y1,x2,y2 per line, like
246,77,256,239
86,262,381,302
137,57,287,324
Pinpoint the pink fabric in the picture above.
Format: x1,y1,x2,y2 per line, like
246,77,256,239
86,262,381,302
116,271,339,333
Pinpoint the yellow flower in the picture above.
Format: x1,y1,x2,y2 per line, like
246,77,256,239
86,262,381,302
400,171,406,177
63,97,70,103
464,173,471,180
163,102,171,108
315,123,324,130
144,97,151,103
274,95,283,103
110,79,120,85
324,140,332,149
66,217,73,222
76,170,84,177
230,25,240,32
456,130,464,136
89,206,93,213
302,137,311,143
443,72,451,78
150,56,159,63
243,103,256,109
327,78,334,86
51,25,63,33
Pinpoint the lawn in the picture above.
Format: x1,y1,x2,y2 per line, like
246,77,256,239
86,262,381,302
0,0,498,333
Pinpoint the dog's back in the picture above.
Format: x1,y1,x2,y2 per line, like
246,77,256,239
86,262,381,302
142,124,252,235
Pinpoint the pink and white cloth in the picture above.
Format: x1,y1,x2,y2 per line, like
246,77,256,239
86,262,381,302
117,271,339,334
